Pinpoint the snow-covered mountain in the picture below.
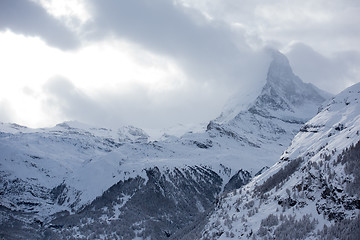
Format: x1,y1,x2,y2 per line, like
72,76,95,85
201,50,330,171
201,82,360,239
0,51,333,239
216,50,330,124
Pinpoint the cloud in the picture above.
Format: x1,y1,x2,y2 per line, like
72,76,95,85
42,75,230,129
83,0,360,95
0,0,79,49
35,0,274,130
178,1,360,54
1,0,359,129
86,0,271,88
0,100,13,123
286,43,360,94
43,76,105,123
170,0,360,93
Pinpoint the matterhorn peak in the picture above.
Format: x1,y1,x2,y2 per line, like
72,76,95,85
266,50,300,85
246,50,330,122
217,50,331,124
268,49,292,73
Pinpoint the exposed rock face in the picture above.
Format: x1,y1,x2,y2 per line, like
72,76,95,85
0,165,225,239
40,166,222,240
223,170,252,194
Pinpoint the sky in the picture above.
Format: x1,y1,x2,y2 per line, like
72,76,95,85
0,0,359,131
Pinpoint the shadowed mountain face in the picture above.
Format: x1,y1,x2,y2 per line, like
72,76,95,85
34,166,224,240
0,51,333,240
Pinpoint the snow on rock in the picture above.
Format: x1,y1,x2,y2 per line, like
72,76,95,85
0,51,334,239
201,82,360,240
0,51,330,214
201,50,332,173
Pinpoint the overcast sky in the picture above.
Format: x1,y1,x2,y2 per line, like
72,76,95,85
0,0,359,130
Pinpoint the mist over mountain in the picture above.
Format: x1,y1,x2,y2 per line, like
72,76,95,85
1,52,359,240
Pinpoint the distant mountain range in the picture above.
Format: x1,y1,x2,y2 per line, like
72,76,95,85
1,51,358,240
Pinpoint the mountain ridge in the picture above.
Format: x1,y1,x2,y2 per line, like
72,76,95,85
216,50,331,125
0,51,338,239
201,82,360,239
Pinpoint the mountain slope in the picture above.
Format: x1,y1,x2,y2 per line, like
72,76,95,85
217,50,330,124
200,50,330,171
201,82,360,239
0,51,331,239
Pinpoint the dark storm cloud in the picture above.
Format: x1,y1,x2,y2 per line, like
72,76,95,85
287,43,360,93
0,0,79,49
86,0,269,86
